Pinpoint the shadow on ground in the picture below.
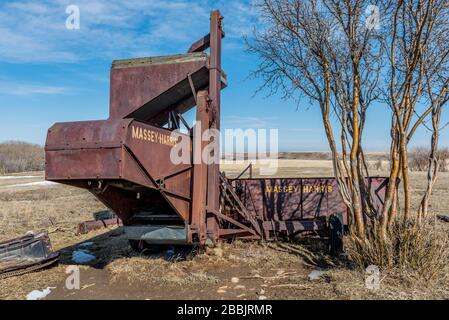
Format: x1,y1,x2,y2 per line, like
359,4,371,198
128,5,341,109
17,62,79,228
56,227,198,270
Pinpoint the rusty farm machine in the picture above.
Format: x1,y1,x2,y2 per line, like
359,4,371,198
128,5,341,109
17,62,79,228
44,10,389,254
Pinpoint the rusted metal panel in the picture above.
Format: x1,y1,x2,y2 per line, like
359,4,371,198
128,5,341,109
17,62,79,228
301,178,345,220
124,120,191,183
110,53,226,125
262,220,326,234
122,120,192,221
45,119,129,180
46,148,122,180
230,177,389,229
0,232,59,279
46,119,194,224
46,119,130,149
76,218,122,235
369,177,390,214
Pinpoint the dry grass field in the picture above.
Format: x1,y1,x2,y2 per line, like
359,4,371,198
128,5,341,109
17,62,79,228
1,158,448,300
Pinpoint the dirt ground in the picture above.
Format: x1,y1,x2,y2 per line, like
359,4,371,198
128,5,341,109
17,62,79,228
1,159,449,300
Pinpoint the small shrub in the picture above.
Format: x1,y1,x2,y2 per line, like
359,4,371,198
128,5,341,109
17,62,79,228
367,159,383,171
345,219,449,281
438,148,449,172
409,147,449,172
409,147,430,171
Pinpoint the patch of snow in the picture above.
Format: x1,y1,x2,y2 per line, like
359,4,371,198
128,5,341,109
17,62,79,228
0,175,43,180
78,242,95,247
26,287,53,300
1,181,57,188
72,249,96,264
308,270,326,280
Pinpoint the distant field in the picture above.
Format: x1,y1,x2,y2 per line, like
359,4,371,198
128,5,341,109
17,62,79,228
223,151,390,161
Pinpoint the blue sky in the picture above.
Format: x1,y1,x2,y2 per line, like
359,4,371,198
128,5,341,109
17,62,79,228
0,0,446,151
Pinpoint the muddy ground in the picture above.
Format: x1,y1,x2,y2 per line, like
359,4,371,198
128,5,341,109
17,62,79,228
1,160,449,300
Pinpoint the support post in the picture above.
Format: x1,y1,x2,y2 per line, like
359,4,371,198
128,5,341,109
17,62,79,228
191,91,209,244
206,10,223,243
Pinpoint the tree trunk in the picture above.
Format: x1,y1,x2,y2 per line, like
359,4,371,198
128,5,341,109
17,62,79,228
400,136,411,221
418,115,440,222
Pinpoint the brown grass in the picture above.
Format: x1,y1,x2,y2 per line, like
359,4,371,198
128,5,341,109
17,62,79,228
0,183,106,245
345,219,449,282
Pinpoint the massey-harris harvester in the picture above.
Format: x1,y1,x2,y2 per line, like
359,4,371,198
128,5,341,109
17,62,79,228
45,10,389,252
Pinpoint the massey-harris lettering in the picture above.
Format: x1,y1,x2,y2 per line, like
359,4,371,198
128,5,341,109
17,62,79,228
265,185,333,193
303,185,333,193
131,125,177,147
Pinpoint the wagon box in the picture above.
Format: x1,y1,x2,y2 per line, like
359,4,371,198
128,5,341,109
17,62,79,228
229,176,389,240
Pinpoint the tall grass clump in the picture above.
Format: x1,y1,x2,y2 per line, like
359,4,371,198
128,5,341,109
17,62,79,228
345,219,449,281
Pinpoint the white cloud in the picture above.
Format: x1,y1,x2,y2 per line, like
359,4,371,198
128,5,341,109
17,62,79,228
224,115,278,128
283,128,318,132
0,81,68,96
0,0,259,64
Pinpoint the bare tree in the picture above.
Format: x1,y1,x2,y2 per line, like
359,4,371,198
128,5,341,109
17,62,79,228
247,0,386,238
418,13,449,218
381,0,449,232
249,0,449,243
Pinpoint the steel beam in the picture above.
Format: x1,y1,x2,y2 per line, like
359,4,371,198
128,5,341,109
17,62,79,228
191,91,209,244
206,10,223,244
